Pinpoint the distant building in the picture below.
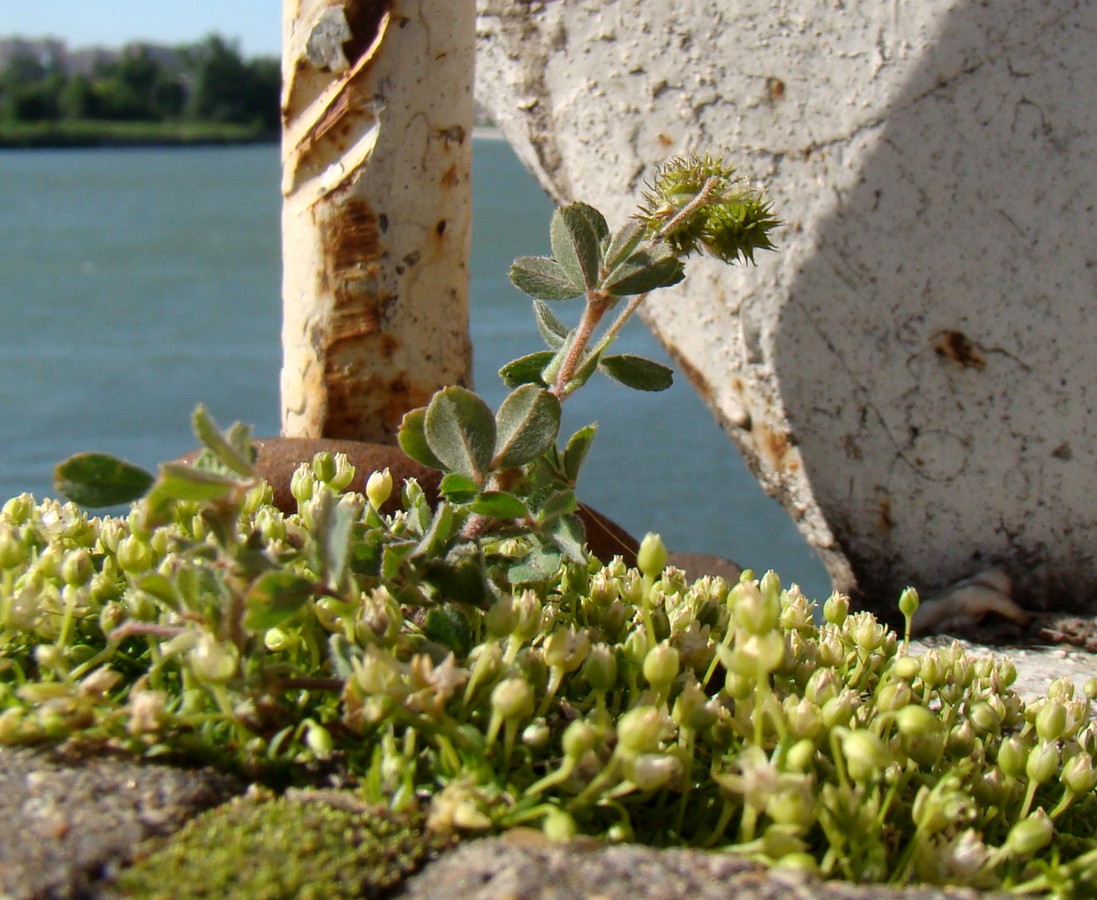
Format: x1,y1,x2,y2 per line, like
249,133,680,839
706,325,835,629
0,37,66,72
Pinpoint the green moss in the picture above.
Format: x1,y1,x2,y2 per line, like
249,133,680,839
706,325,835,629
113,790,454,899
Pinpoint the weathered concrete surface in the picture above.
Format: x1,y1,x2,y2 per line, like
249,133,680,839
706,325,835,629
476,1,1097,614
0,747,239,899
398,837,1005,900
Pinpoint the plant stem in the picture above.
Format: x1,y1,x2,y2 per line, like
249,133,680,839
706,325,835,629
551,292,611,398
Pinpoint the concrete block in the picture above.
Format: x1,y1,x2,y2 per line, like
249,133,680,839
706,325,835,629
476,0,1097,612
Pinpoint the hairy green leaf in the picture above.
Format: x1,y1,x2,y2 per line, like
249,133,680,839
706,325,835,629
192,405,255,477
424,604,473,657
549,514,587,564
423,387,496,482
507,544,563,585
509,256,583,301
536,489,578,525
469,491,530,520
600,354,675,392
244,571,316,631
415,502,455,558
151,462,241,503
533,299,569,349
561,341,610,396
53,453,154,508
603,220,648,271
551,202,607,291
439,473,479,504
311,491,354,588
397,408,444,471
492,385,561,469
563,424,598,485
499,351,554,388
603,245,685,297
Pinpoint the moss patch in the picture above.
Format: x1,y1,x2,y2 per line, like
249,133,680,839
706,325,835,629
112,789,455,899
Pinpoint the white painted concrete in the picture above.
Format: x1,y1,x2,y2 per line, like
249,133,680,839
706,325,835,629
477,0,1097,612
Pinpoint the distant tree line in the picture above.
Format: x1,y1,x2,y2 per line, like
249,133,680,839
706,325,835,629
0,35,279,131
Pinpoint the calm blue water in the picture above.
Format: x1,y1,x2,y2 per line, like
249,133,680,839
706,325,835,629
0,140,829,598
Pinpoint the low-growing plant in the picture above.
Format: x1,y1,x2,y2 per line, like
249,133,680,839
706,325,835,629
0,156,1095,894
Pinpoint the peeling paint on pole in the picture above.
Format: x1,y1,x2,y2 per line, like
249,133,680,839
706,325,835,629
282,0,473,443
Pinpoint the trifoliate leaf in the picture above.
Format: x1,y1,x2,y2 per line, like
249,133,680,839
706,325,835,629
550,202,608,292
603,220,648,271
599,355,675,392
439,473,479,504
397,407,445,471
533,299,569,348
424,603,474,656
244,571,316,630
499,351,554,388
509,256,583,301
423,387,496,483
192,405,255,477
151,462,242,503
603,246,685,297
492,385,561,469
469,491,531,520
563,424,597,485
53,453,154,507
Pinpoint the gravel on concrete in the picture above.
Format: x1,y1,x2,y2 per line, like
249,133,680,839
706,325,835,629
397,836,1008,900
0,746,240,899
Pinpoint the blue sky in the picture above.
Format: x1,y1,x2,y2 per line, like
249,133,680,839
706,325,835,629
2,1,281,58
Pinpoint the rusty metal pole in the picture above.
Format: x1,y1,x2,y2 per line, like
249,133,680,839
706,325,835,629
280,1,474,443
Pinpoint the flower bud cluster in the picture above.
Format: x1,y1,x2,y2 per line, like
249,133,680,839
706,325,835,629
4,453,1097,893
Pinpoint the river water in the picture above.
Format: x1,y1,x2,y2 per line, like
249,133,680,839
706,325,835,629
0,137,829,598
